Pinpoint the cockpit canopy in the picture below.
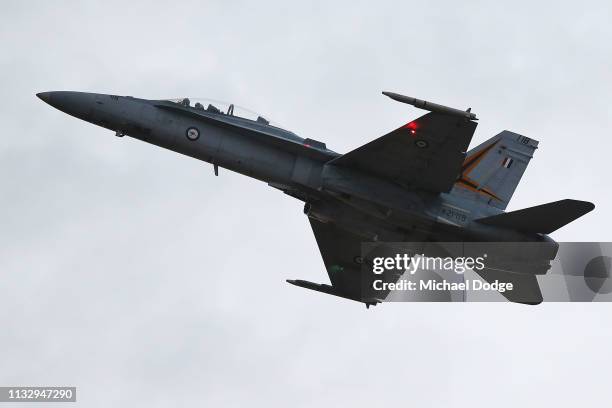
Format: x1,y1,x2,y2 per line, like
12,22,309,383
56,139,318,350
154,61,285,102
166,97,273,126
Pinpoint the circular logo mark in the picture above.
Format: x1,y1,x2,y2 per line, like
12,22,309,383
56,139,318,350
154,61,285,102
415,139,429,149
186,127,200,141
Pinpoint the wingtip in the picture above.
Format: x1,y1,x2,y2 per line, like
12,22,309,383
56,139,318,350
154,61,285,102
565,199,596,214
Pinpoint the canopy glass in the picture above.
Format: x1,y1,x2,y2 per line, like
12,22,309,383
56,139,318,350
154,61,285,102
165,98,273,125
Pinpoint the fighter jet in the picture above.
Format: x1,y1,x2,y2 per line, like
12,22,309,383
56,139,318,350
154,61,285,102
37,91,594,305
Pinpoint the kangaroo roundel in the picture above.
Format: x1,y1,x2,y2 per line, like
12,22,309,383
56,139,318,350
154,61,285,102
186,126,200,140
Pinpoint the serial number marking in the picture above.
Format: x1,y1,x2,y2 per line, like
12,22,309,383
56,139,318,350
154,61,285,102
439,206,469,224
0,387,76,402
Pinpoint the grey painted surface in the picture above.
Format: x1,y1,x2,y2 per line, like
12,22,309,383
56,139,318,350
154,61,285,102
39,90,569,305
2,1,612,407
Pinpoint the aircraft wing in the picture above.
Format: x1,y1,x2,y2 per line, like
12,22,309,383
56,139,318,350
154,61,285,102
329,112,477,193
292,220,549,305
286,218,402,306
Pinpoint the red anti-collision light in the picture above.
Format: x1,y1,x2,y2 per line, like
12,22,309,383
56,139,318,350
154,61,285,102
404,122,418,136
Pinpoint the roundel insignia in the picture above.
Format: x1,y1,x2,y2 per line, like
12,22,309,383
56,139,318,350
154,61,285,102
186,127,200,141
415,139,429,149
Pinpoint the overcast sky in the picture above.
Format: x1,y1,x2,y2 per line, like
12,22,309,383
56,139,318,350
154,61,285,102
2,1,612,407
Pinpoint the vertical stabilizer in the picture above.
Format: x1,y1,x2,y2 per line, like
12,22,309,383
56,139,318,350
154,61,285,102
452,131,538,210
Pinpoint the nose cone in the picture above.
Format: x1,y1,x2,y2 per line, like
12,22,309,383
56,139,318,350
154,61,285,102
36,91,96,120
36,92,51,103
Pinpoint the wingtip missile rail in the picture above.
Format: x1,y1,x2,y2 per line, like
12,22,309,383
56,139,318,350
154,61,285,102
382,91,477,121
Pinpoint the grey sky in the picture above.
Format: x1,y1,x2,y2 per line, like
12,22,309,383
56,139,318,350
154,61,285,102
2,0,612,406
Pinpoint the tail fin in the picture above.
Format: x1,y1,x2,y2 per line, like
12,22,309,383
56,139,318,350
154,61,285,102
452,130,538,210
475,199,595,234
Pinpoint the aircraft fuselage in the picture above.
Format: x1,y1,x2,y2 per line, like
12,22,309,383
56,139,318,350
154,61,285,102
37,91,551,245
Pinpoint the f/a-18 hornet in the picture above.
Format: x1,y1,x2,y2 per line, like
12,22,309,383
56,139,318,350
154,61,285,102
37,91,594,306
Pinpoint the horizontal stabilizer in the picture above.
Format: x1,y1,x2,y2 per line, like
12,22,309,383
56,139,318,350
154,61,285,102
476,199,595,234
475,269,543,305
